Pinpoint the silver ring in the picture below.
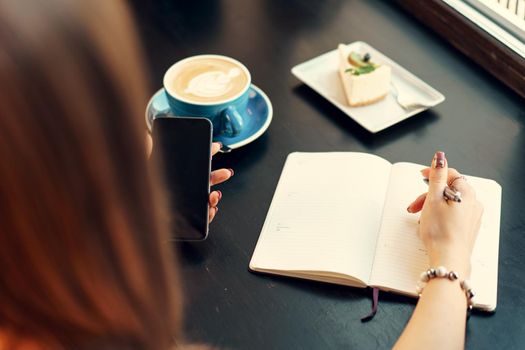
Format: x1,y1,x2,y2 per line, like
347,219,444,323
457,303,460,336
443,187,462,202
449,175,466,188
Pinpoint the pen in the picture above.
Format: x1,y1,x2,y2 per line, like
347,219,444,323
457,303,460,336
422,178,462,202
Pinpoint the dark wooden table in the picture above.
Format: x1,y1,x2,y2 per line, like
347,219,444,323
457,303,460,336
130,1,525,348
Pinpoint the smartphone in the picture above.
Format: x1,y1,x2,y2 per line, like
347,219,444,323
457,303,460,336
152,117,212,241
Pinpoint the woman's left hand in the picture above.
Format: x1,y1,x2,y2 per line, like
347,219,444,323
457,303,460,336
146,135,233,224
208,142,234,223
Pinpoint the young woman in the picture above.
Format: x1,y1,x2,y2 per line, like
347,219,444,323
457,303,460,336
0,0,483,349
0,0,229,348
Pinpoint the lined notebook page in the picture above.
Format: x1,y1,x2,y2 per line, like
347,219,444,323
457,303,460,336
370,162,501,310
368,162,428,292
250,152,392,283
459,174,501,310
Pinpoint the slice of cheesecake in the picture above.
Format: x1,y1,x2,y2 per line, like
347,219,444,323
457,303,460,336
338,44,391,107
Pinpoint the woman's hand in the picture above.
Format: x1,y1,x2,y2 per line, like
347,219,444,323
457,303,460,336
208,142,233,223
146,134,233,224
396,152,483,350
406,151,483,277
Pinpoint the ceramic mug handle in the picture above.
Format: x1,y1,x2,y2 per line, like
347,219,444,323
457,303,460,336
220,106,244,137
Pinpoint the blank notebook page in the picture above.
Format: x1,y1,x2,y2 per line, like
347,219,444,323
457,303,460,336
250,152,392,283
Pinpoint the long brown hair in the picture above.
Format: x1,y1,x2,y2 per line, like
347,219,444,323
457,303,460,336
0,0,183,348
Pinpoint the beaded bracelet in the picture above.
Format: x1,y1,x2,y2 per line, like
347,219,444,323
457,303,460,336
416,266,475,313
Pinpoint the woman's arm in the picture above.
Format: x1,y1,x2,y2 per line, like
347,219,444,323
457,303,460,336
394,151,483,350
394,272,468,350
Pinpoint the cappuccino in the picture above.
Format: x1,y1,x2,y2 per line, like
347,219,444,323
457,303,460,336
166,56,249,104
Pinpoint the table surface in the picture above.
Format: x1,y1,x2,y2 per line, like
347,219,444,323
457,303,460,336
130,1,525,348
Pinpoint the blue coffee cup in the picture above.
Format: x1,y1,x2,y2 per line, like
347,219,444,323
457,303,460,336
162,55,251,137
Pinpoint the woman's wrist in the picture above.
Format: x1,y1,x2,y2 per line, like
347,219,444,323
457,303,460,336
428,249,471,278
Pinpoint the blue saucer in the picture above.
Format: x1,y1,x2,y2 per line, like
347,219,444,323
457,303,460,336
145,84,272,150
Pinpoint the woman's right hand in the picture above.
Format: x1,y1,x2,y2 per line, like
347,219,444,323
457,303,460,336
406,151,484,277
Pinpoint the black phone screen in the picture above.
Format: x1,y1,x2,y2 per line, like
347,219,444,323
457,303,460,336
152,117,212,240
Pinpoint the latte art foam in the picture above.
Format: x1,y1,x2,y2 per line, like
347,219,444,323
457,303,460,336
184,68,241,98
168,57,249,103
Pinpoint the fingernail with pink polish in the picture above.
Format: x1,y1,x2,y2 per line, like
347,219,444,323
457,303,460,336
228,168,234,177
435,151,446,168
217,190,222,200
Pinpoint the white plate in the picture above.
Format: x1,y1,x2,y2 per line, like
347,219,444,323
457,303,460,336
291,41,445,133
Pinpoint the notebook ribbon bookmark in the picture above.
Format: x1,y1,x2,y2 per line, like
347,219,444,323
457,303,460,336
361,287,379,322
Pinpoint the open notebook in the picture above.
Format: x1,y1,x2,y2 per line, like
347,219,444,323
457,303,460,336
249,152,502,311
